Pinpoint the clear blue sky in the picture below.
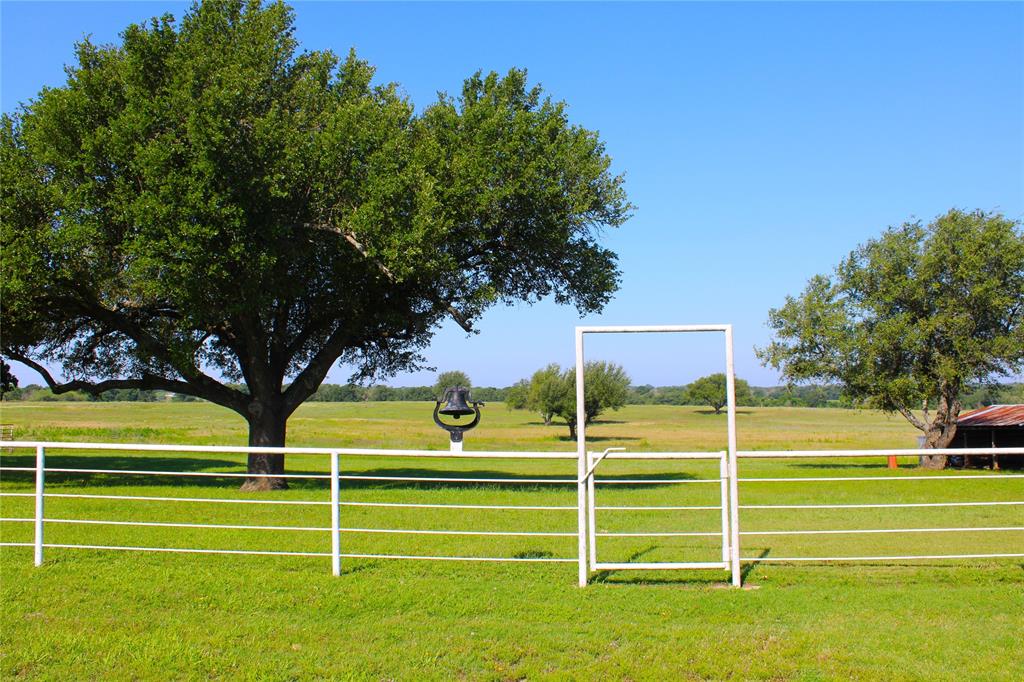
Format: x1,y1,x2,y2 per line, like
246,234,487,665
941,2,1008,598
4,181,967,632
3,1,1022,388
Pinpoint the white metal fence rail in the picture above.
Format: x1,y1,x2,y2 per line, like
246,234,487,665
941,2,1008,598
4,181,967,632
0,442,593,576
1,442,1022,586
730,447,1024,574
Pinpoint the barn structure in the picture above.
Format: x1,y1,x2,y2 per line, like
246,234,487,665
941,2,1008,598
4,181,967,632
952,404,1024,469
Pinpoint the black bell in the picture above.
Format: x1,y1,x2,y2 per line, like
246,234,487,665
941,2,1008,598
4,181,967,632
438,386,475,419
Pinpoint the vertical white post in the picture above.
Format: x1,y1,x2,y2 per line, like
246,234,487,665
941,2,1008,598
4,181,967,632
575,327,588,587
724,326,742,587
330,451,340,576
34,445,45,567
587,450,597,567
719,451,730,566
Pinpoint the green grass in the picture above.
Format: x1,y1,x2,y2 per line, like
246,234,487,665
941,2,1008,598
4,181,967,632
1,402,1022,680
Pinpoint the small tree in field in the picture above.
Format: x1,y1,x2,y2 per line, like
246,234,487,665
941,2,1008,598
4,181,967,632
433,371,472,399
527,364,566,425
687,373,752,414
555,361,630,439
509,361,630,437
0,0,631,488
758,209,1024,468
504,379,530,411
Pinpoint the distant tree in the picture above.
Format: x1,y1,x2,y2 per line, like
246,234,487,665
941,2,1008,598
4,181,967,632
472,386,506,402
433,371,472,399
687,373,752,414
365,385,399,402
0,0,631,489
551,361,630,439
758,209,1024,468
651,386,688,405
504,379,531,410
526,364,567,425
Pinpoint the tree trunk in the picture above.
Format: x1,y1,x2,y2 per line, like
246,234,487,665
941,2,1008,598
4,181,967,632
918,389,960,470
241,402,289,491
919,425,957,469
567,421,577,441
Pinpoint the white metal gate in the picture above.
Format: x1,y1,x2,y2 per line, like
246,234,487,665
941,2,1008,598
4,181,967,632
583,449,731,574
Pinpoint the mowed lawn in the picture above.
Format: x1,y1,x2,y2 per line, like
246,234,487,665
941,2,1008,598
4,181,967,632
1,402,1022,680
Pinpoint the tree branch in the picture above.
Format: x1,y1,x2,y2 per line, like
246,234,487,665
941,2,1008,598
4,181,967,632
8,351,242,409
895,404,927,432
280,326,353,414
65,298,248,408
310,223,473,333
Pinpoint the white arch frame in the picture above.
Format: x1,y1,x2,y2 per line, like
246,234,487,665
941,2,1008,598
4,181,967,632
574,324,741,586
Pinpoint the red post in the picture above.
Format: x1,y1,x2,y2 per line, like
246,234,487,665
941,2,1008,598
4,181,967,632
887,455,898,469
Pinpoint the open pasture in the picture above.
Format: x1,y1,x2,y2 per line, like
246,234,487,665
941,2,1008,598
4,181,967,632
1,402,1022,680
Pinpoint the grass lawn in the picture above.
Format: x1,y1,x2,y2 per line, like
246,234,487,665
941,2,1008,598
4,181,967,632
1,402,1022,680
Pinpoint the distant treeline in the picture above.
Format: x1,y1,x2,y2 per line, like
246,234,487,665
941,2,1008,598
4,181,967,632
5,381,1022,409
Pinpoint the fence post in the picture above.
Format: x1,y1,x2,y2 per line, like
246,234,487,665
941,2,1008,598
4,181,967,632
575,327,588,587
587,450,597,567
34,445,45,567
724,326,742,587
719,452,730,566
330,451,340,576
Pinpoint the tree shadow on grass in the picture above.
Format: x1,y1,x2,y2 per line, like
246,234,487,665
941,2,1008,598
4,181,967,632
0,452,327,491
790,462,913,471
341,468,700,491
556,435,643,443
0,455,703,492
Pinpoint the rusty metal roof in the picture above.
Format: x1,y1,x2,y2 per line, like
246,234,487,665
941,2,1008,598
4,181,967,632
957,404,1024,428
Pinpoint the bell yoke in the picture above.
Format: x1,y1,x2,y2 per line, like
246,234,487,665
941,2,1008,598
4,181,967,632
433,387,484,450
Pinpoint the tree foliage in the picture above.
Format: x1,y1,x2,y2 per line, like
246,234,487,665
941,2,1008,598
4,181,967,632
687,373,752,414
0,0,631,486
526,364,566,425
513,361,630,438
433,371,472,399
758,209,1024,466
1,360,19,397
504,379,531,411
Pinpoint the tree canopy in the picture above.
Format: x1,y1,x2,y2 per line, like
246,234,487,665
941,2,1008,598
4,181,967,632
512,361,630,439
758,209,1024,466
0,0,631,487
687,373,752,414
0,360,18,397
433,370,472,400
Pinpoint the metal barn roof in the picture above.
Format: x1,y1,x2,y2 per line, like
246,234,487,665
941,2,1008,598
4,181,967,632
957,404,1024,428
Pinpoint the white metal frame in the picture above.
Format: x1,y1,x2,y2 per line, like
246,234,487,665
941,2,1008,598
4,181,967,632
574,324,741,586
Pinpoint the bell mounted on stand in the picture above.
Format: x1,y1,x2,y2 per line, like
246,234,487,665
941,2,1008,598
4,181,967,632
433,386,484,451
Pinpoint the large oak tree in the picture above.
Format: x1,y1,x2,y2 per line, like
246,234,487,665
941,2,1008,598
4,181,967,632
757,209,1024,468
0,0,631,488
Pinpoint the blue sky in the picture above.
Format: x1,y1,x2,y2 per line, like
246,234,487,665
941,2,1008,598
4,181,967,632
3,1,1022,388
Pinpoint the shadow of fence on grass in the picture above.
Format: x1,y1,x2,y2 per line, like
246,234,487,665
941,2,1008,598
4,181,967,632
0,452,327,491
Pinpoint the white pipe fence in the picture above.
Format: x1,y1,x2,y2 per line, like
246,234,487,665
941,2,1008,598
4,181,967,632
1,441,1022,586
728,447,1024,574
